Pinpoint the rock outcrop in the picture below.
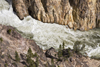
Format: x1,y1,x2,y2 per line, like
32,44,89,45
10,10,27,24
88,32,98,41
0,24,47,67
96,0,100,27
12,0,29,20
69,0,96,30
12,0,100,30
0,24,100,67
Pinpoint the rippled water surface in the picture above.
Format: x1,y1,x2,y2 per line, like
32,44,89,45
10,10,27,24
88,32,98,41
0,0,100,59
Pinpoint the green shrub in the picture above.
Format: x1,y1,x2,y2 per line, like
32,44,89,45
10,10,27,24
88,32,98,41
26,56,36,67
15,51,20,62
51,58,55,67
91,56,100,60
7,29,11,34
36,56,39,67
27,47,34,57
58,45,63,59
98,19,100,23
26,48,39,67
67,48,72,57
62,42,65,50
0,37,3,42
4,63,8,67
57,44,72,61
8,54,11,59
73,41,81,53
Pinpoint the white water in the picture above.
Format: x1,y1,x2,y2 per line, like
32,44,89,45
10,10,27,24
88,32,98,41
0,0,100,59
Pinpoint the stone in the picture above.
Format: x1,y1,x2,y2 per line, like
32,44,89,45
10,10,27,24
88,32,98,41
45,47,58,59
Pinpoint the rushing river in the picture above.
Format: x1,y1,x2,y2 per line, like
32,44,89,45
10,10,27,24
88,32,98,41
0,0,100,59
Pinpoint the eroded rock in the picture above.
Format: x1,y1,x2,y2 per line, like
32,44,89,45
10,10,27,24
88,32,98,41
12,0,100,30
70,0,96,30
12,0,29,20
12,0,74,28
96,0,100,27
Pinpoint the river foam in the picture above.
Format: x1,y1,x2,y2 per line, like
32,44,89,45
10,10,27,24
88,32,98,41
0,0,100,59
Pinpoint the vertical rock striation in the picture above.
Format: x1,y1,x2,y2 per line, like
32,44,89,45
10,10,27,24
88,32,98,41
96,0,100,27
69,0,96,30
12,0,100,30
12,0,29,20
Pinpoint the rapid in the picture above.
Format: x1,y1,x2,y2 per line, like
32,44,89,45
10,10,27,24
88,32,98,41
0,0,100,59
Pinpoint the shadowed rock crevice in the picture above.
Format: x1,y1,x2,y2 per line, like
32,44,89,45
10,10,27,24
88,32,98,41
96,0,100,27
41,0,48,13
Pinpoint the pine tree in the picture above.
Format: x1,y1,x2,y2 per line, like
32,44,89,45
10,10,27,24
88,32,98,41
15,51,20,62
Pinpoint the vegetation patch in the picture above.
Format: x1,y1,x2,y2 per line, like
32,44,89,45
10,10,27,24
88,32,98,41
91,56,100,60
0,37,3,42
15,51,20,62
7,29,12,34
73,41,81,54
51,58,55,67
4,63,8,67
26,47,39,67
98,19,100,23
57,42,73,61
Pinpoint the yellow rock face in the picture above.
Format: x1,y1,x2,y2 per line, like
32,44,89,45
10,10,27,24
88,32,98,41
12,0,100,30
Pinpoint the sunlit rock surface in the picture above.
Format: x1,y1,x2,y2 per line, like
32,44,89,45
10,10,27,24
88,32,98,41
12,0,100,30
70,0,96,30
12,0,29,20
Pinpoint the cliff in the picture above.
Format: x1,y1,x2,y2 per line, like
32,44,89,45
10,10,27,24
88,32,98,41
12,0,100,31
0,24,100,67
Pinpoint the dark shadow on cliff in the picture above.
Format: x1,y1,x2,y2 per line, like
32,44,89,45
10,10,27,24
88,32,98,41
41,0,48,13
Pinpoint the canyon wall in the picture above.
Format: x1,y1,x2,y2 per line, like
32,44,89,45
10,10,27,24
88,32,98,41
12,0,100,30
96,0,100,27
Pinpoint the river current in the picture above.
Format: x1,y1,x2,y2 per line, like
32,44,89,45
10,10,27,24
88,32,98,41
0,0,100,59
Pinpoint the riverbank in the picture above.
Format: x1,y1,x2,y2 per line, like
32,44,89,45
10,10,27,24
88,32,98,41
0,24,100,67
